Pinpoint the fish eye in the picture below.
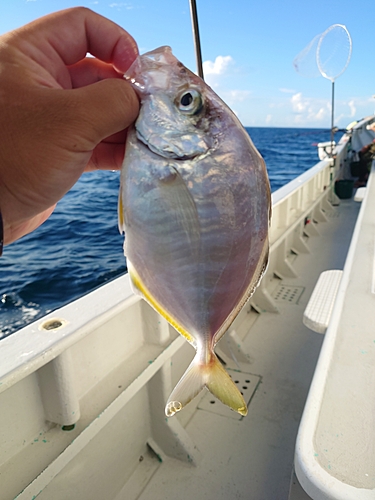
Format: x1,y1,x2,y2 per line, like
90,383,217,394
176,89,203,115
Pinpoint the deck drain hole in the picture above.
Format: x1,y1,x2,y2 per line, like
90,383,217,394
198,370,261,420
62,424,75,431
39,318,68,331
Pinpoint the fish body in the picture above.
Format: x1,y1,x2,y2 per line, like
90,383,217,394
119,47,271,417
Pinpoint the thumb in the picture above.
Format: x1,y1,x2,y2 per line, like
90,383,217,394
70,77,139,147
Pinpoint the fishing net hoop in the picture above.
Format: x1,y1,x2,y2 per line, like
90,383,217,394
316,24,352,82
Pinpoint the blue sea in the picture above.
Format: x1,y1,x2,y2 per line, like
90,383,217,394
0,127,341,338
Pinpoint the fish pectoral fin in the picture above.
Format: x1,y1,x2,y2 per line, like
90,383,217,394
165,353,247,417
159,166,201,252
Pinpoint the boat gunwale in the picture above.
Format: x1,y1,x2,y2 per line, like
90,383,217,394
294,162,375,498
0,275,139,394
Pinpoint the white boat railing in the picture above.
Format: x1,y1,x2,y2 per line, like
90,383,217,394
254,116,374,316
294,161,375,500
251,137,348,314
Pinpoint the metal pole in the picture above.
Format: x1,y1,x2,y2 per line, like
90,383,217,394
189,0,204,79
330,80,335,157
329,80,339,205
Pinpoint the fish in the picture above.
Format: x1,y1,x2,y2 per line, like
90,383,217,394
119,46,271,417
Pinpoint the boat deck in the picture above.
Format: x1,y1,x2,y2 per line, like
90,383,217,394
131,197,361,500
0,194,361,500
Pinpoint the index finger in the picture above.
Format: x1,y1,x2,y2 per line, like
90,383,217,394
15,7,138,73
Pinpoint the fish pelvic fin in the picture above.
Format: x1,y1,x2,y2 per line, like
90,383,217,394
165,352,248,417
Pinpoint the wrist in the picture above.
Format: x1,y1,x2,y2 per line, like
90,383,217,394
0,188,29,246
0,179,14,246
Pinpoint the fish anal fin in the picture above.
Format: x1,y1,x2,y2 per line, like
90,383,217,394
128,261,195,346
165,352,247,417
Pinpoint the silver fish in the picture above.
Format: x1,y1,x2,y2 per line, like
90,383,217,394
119,46,271,417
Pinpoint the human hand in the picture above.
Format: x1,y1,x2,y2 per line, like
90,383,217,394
0,7,140,246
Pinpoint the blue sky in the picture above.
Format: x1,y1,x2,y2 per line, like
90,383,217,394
1,0,374,128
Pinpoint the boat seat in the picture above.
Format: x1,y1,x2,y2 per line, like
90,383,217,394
303,270,343,334
354,186,366,202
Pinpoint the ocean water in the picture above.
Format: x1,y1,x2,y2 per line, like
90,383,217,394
0,127,340,338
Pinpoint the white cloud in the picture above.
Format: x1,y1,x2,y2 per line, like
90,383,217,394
348,99,356,117
268,102,285,110
223,90,251,102
279,88,296,94
314,107,327,121
216,90,251,118
335,113,345,124
291,92,308,113
290,94,372,126
265,114,272,124
203,55,233,76
202,55,251,114
335,98,369,125
109,2,133,9
291,92,330,124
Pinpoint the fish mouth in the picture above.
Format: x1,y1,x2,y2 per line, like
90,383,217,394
135,127,208,161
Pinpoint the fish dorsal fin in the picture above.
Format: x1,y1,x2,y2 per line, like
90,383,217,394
213,240,269,346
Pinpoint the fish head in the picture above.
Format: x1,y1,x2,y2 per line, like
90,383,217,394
124,46,218,160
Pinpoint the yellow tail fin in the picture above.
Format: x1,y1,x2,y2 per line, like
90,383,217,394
165,353,247,417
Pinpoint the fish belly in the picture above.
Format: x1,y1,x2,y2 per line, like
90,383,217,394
121,129,269,347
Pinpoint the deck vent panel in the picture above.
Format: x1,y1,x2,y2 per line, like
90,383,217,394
324,209,340,218
272,284,305,304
